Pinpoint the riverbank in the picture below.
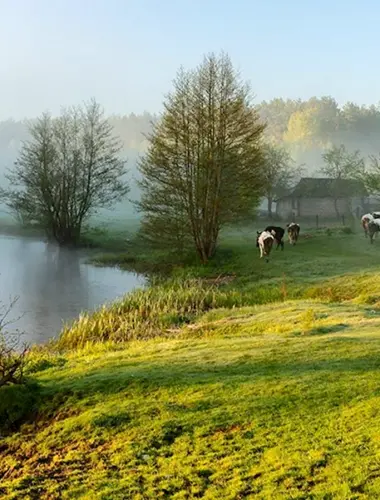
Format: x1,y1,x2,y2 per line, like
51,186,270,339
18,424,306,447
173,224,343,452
3,227,380,497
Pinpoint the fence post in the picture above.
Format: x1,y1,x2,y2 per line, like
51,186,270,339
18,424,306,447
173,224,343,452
316,215,319,229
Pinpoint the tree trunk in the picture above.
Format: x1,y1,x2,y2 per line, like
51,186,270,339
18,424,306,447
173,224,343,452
52,224,81,246
268,196,273,219
333,198,340,219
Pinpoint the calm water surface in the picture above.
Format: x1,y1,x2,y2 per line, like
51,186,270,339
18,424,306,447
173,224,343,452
0,235,145,344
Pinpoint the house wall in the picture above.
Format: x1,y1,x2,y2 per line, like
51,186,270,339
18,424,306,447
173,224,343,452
277,197,367,219
299,198,349,217
276,199,293,219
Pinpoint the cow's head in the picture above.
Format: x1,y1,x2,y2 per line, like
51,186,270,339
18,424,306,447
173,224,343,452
256,231,262,247
262,234,274,258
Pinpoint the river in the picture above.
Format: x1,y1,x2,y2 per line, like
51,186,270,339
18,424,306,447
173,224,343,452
0,234,145,345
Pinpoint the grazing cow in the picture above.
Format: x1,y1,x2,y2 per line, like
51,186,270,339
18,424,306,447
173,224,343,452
368,219,380,243
264,225,285,250
256,231,275,262
287,222,300,245
362,213,374,238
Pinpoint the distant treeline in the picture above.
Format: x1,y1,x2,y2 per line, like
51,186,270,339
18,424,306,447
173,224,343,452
1,96,380,173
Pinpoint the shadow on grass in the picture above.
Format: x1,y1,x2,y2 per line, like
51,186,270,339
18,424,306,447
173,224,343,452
41,343,380,404
306,323,350,335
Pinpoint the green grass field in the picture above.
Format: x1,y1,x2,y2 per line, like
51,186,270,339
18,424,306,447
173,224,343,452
4,225,380,498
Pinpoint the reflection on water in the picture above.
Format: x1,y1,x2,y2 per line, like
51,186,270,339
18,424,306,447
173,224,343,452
0,235,145,344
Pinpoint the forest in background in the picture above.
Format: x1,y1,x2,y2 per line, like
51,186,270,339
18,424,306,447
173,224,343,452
0,96,379,224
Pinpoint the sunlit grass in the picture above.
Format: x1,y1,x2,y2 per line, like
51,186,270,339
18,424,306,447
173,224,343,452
4,226,380,497
4,301,380,498
58,227,380,350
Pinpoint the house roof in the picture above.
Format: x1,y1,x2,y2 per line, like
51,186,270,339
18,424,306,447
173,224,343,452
278,177,368,200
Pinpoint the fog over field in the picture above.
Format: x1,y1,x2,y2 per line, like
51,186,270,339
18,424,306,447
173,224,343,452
1,1,380,223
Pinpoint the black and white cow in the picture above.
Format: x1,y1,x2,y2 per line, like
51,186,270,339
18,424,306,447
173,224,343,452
368,219,380,243
264,225,285,250
286,222,300,245
256,231,275,262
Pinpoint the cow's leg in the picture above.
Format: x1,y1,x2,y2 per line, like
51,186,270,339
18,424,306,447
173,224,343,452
281,240,284,251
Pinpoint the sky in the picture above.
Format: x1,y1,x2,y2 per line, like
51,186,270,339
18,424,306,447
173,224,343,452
0,0,379,119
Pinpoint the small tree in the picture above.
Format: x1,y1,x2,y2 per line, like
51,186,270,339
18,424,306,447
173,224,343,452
4,100,129,245
262,143,304,218
360,154,380,200
0,298,28,389
320,144,365,217
320,144,364,179
137,52,266,263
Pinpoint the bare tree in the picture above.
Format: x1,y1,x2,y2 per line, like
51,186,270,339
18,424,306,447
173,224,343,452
137,52,266,263
262,143,304,218
320,144,364,179
0,297,28,389
320,144,365,217
3,100,129,245
359,154,380,200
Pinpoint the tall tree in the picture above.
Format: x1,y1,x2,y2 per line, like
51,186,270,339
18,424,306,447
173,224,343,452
320,144,365,217
359,154,380,200
258,98,301,144
137,52,266,263
262,143,304,218
3,100,129,245
320,144,364,179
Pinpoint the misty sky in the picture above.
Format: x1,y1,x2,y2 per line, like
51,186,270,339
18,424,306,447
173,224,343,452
0,0,378,120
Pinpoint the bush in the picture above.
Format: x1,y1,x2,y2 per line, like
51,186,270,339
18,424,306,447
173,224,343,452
0,337,28,389
0,381,41,433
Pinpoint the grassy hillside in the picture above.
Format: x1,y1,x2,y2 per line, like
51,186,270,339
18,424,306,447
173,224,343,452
3,226,380,498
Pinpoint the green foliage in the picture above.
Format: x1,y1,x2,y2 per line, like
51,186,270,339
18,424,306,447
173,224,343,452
137,52,266,262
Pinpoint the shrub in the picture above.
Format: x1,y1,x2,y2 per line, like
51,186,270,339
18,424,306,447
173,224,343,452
0,336,28,389
0,381,41,433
